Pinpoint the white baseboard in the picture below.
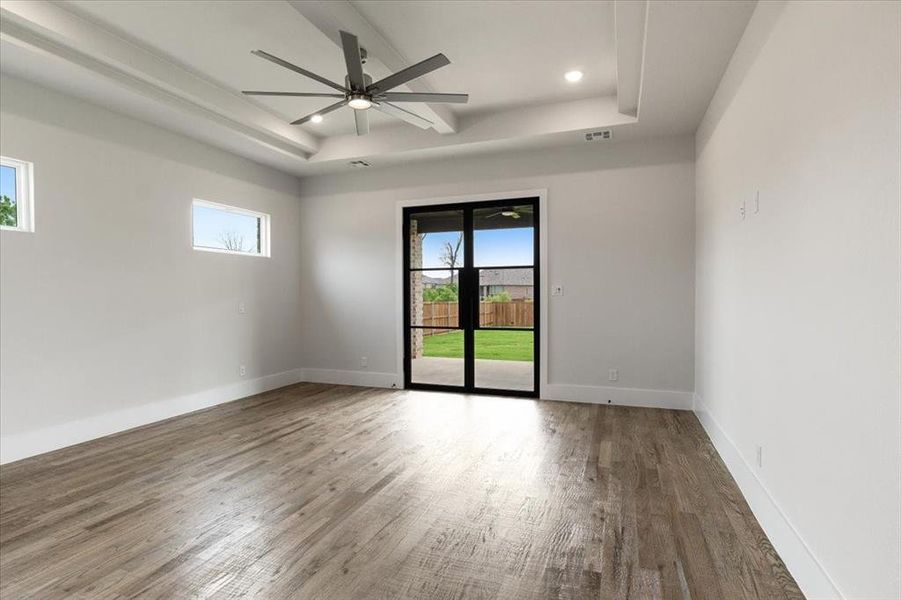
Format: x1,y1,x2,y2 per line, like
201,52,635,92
0,368,304,465
542,382,693,410
300,370,691,412
693,394,844,600
301,368,400,389
0,368,395,466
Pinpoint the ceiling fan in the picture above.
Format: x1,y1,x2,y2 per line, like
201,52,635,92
242,31,469,135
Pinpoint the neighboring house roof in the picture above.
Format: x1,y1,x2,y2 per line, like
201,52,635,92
422,275,452,286
421,270,533,287
421,269,533,287
479,269,533,286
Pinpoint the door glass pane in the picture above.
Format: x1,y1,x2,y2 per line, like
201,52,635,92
473,204,534,267
474,330,534,391
411,329,464,386
409,210,464,269
410,270,459,327
478,268,534,328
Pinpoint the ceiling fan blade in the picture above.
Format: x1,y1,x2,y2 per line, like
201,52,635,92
373,102,433,129
291,100,346,125
354,109,370,136
339,30,366,92
378,92,468,104
367,54,450,94
242,91,345,98
251,50,348,93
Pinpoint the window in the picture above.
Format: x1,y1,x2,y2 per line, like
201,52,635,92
0,156,34,232
192,199,270,257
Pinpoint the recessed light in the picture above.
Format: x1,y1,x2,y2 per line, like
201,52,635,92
311,114,323,124
564,70,583,83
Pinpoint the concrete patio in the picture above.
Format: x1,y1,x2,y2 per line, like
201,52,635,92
411,356,534,391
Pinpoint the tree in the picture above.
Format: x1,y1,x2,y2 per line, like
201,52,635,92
219,230,248,252
423,283,458,302
0,195,15,227
484,290,512,303
440,232,463,284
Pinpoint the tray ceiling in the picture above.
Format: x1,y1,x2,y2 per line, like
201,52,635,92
0,0,756,175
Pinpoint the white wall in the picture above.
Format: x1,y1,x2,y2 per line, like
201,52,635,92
694,2,901,599
297,135,696,405
0,75,304,463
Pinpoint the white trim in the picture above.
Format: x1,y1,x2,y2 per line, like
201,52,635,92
191,198,271,257
192,245,270,258
543,383,693,410
0,155,34,233
394,189,550,396
694,394,845,600
0,368,303,465
301,368,400,389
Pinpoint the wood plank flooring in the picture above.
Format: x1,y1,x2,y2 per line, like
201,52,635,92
0,383,803,599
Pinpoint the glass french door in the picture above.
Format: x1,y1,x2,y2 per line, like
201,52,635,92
403,197,539,397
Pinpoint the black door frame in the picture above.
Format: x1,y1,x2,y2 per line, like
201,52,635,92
403,197,540,398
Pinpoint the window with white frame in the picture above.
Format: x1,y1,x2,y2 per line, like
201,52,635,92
192,199,270,257
0,156,34,232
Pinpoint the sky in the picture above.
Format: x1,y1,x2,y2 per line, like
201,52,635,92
420,227,534,268
192,204,259,252
0,165,16,203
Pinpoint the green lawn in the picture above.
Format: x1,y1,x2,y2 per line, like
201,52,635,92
422,330,533,361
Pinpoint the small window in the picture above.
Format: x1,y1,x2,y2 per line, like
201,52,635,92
0,156,34,232
192,199,270,257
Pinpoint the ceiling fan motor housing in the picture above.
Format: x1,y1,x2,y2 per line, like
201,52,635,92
346,73,373,94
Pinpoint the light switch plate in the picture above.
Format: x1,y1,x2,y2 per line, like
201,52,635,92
551,285,564,296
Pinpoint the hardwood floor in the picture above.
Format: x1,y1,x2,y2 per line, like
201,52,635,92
0,383,803,599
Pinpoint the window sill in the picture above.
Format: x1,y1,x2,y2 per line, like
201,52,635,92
192,246,270,258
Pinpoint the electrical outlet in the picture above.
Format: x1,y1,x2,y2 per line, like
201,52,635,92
739,199,746,220
756,445,763,468
608,368,619,382
239,365,246,377
361,356,368,368
238,302,246,314
551,285,564,296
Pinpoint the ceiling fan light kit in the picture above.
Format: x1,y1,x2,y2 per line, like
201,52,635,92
347,95,372,110
243,30,469,135
483,206,534,220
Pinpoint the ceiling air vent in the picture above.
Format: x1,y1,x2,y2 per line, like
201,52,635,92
584,130,613,141
348,160,372,168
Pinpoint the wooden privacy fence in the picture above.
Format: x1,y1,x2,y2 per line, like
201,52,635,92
421,300,533,335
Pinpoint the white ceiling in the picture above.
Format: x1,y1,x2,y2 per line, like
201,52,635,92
64,0,397,137
349,0,618,114
0,0,757,175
